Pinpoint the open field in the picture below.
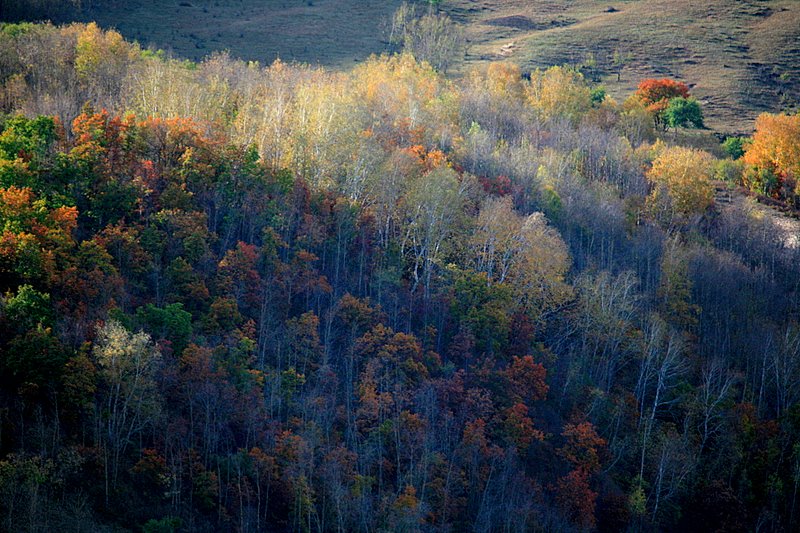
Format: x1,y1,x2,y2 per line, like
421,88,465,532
7,0,800,132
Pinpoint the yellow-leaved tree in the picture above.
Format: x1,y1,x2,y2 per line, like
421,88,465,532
93,320,161,497
646,145,714,226
75,22,139,108
470,196,572,322
402,165,470,299
526,66,593,123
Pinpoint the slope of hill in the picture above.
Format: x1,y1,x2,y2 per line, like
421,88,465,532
28,0,405,67
448,0,800,132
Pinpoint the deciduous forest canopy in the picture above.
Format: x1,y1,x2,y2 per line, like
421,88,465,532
1,3,800,533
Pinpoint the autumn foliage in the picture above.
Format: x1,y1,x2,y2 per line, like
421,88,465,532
635,78,690,114
1,21,800,533
743,112,800,198
635,78,691,128
646,145,715,225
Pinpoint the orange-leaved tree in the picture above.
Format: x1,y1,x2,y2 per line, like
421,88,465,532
635,78,690,129
743,112,800,200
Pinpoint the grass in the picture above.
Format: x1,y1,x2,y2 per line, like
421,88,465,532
446,0,800,133
53,0,404,68
15,0,800,133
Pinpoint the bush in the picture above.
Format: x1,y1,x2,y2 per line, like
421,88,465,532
663,97,704,129
715,159,744,185
721,136,745,159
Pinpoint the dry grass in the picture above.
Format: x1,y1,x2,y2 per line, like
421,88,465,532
447,0,800,133
38,0,800,132
62,0,403,68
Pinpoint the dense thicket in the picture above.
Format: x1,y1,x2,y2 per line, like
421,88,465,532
1,22,800,532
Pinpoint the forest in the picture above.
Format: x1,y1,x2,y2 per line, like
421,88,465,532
1,19,800,532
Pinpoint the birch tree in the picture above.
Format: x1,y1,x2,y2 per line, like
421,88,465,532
93,320,162,497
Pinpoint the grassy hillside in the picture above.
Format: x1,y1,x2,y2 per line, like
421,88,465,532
42,0,405,67
448,0,800,132
6,0,800,131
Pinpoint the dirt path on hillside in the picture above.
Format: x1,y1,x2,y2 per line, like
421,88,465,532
714,182,800,249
